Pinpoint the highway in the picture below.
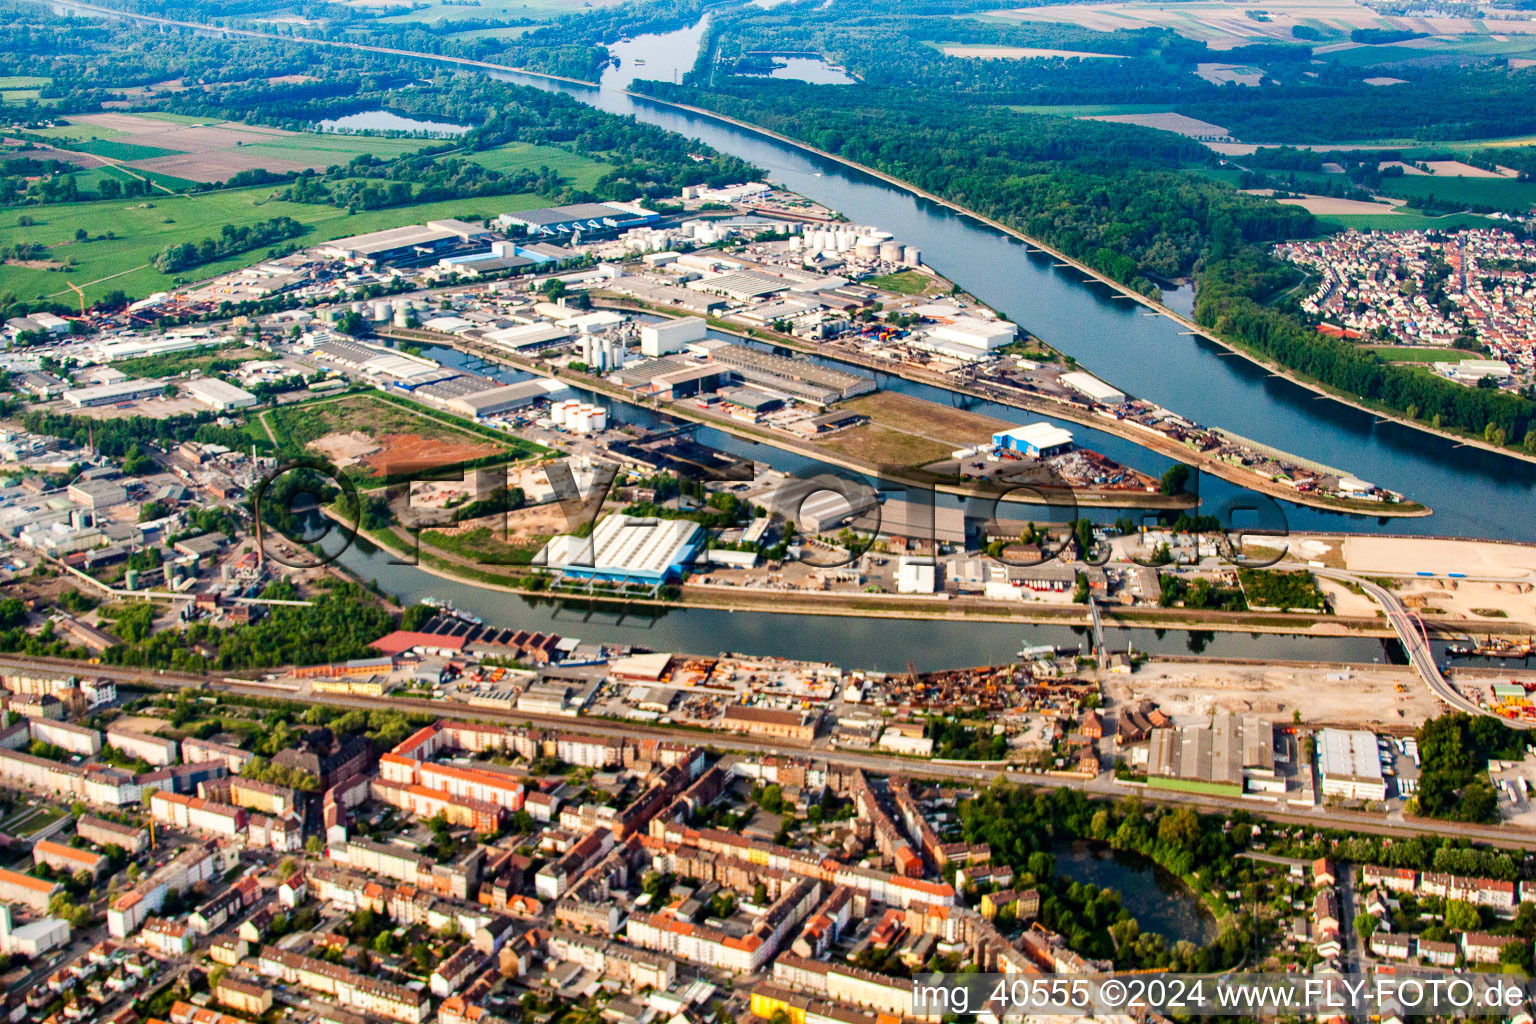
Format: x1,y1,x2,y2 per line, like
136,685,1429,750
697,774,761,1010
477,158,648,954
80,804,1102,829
6,652,1536,850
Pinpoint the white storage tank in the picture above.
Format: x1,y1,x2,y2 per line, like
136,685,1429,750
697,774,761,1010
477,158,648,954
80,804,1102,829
372,301,390,320
855,237,880,258
903,245,922,266
572,407,593,433
588,406,608,432
879,241,903,262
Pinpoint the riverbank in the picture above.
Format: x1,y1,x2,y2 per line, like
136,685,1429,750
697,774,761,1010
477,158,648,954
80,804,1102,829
321,507,1489,638
592,295,1432,520
624,91,1536,471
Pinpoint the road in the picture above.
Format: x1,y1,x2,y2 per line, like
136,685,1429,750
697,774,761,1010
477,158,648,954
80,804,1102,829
5,652,1536,849
1306,567,1513,725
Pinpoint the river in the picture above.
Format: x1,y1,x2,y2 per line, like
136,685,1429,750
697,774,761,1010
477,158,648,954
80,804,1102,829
476,21,1536,544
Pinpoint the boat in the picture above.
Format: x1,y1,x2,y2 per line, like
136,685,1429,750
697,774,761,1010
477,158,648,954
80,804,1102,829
633,58,647,66
1472,636,1535,658
1018,644,1060,660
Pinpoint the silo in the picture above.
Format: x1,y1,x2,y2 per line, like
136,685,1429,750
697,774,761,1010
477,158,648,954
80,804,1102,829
572,406,593,433
903,245,922,267
125,568,140,591
372,301,390,320
879,241,903,262
588,406,609,432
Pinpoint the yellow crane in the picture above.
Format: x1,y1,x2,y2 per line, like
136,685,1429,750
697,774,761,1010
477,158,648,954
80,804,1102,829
65,281,86,316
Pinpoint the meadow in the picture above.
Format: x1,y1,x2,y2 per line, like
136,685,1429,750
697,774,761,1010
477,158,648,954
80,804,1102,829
463,141,612,190
0,186,553,304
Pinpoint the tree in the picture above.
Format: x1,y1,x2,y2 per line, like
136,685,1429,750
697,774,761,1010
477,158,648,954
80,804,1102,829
1353,912,1377,944
1444,899,1481,932
1159,464,1191,495
753,881,768,905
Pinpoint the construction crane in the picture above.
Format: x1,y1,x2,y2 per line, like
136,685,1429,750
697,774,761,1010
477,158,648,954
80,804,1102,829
65,281,86,316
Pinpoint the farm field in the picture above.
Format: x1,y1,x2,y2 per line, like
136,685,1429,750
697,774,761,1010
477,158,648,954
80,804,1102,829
1318,209,1498,230
462,141,613,189
30,112,446,184
1007,103,1171,117
364,0,626,24
0,187,553,304
983,0,1536,52
1373,174,1536,214
939,44,1125,59
266,393,536,479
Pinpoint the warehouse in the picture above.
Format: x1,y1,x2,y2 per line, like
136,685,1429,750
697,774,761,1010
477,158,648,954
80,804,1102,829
1146,713,1245,798
443,378,571,419
927,317,1016,351
535,513,703,586
319,224,464,264
687,270,790,302
62,379,165,408
67,478,127,510
1060,371,1127,406
992,423,1075,458
187,378,258,412
496,202,657,239
707,343,874,405
1319,728,1387,801
482,323,572,351
640,316,707,357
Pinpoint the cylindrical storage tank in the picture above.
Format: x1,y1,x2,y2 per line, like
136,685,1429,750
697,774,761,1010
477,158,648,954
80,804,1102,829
588,407,608,432
393,309,412,328
372,301,390,320
350,301,364,313
572,407,593,433
125,569,140,591
855,237,880,258
879,241,902,262
835,230,855,251
549,401,568,427
903,245,922,266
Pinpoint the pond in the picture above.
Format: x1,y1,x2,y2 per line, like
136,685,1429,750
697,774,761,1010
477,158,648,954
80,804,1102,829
313,109,470,135
1054,841,1219,945
739,53,859,85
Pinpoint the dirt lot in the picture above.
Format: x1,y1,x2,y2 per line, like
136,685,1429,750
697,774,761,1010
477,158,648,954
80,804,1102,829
311,430,382,468
1105,659,1433,728
1245,190,1402,215
1085,111,1232,138
362,433,503,477
1339,535,1536,579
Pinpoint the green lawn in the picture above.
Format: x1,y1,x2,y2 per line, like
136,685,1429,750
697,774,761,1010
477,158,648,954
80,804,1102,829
461,141,612,189
0,76,50,89
243,132,447,164
1363,346,1456,362
2,89,42,104
374,0,623,24
864,270,934,295
0,186,554,304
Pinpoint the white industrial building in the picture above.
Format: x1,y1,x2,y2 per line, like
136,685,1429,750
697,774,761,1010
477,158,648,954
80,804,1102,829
897,557,937,594
991,422,1075,458
1318,728,1387,801
443,378,570,419
640,317,708,357
187,378,258,411
0,904,69,957
926,317,1016,352
62,379,166,408
1060,371,1127,406
534,513,703,585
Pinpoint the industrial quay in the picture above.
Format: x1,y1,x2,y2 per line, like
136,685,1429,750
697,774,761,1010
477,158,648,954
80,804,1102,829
1,164,1536,1024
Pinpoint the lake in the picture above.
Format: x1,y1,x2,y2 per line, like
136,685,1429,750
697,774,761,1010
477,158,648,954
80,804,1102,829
313,110,470,135
1055,841,1219,945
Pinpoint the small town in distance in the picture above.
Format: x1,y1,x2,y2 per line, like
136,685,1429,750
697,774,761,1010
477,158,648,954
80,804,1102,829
5,0,1536,1021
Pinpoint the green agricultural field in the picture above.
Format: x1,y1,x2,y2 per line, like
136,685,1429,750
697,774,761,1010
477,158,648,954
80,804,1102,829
373,0,625,24
69,138,179,161
0,76,50,89
462,141,612,189
2,89,41,104
1007,103,1171,117
1318,210,1498,231
0,187,553,304
1373,174,1536,214
242,131,447,165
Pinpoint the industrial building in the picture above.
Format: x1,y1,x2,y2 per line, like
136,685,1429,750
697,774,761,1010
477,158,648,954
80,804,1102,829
440,378,570,419
535,513,703,586
187,378,258,412
1060,371,1127,406
1318,728,1387,800
640,316,707,357
481,323,573,351
496,202,657,239
707,343,874,405
926,317,1016,352
67,478,127,509
1147,714,1275,797
319,224,468,264
991,423,1075,458
62,379,165,407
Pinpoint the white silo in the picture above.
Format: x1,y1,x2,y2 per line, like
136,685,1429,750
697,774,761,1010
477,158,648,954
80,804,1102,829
879,241,903,262
903,245,922,266
588,406,608,432
572,406,594,433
